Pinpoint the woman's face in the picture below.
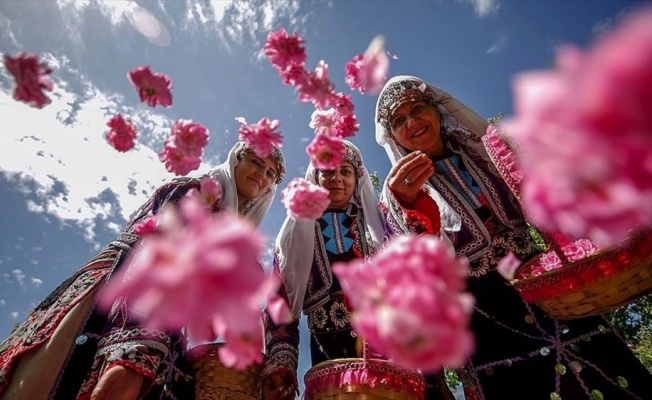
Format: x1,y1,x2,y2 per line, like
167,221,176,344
389,100,444,156
234,151,279,206
317,160,357,210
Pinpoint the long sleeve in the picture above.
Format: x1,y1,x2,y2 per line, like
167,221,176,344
262,274,300,379
380,186,442,237
78,179,200,398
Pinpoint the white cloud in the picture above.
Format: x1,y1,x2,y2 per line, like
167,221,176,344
0,12,21,48
591,6,635,38
31,277,44,288
459,0,500,18
0,299,6,307
487,34,508,53
0,53,190,244
12,269,26,287
55,0,171,47
10,311,19,319
181,0,307,57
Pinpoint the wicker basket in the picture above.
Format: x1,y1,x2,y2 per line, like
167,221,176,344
303,357,425,400
186,343,263,400
512,230,652,320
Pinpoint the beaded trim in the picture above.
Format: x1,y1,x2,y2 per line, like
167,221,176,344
376,78,438,133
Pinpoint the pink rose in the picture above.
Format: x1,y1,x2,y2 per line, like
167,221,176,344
503,6,652,246
281,178,330,220
99,195,274,370
333,235,475,373
3,52,53,109
297,61,334,110
127,66,173,108
237,117,284,158
306,133,345,170
263,28,307,73
106,114,138,152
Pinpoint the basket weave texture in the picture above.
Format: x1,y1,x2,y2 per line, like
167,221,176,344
187,343,263,400
304,358,425,400
483,129,652,319
513,230,652,320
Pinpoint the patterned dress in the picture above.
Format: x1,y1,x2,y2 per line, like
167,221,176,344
381,132,652,400
263,203,373,378
0,178,215,400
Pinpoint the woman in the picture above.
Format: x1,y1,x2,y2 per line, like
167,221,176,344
374,75,652,399
261,140,386,400
0,142,285,400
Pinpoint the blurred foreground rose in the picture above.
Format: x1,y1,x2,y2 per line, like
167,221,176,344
3,52,53,109
503,7,652,246
333,235,475,373
99,194,281,369
281,178,330,220
344,35,389,95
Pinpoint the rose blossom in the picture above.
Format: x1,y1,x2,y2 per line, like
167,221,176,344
496,252,522,281
333,235,475,373
306,133,345,170
297,61,334,110
281,178,331,220
3,52,53,109
333,113,359,138
344,36,389,95
237,117,284,158
171,119,209,155
309,108,337,136
106,114,138,152
263,28,307,73
159,145,202,176
133,215,158,236
502,7,652,246
99,195,275,369
127,66,173,108
159,119,208,176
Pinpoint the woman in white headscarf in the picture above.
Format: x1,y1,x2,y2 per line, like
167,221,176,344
374,75,652,399
261,140,385,400
0,142,285,400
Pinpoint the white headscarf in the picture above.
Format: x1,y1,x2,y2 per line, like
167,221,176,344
275,140,386,316
374,75,490,233
209,141,284,227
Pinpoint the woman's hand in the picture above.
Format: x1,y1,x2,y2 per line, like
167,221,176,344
262,368,298,400
387,151,434,207
90,365,144,400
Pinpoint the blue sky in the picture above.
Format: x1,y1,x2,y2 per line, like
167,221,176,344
0,0,645,391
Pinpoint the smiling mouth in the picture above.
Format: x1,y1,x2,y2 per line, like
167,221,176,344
410,127,427,139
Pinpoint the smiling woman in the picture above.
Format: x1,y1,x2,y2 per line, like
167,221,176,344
316,160,356,210
234,150,282,208
0,142,285,400
261,141,386,400
375,75,652,399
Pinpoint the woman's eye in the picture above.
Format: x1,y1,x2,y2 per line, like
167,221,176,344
392,117,405,127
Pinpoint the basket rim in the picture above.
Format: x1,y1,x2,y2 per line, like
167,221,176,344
304,357,424,383
511,229,650,288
